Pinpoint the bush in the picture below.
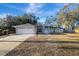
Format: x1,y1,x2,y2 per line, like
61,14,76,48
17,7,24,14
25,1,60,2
0,26,15,36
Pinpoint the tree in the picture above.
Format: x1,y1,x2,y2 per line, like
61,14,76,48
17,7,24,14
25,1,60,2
58,3,79,32
15,13,39,25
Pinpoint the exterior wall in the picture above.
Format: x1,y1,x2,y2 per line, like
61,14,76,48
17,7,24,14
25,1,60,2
42,27,64,34
55,28,64,33
42,28,50,34
15,27,36,35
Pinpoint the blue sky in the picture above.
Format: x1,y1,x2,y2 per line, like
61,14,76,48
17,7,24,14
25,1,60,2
0,3,65,22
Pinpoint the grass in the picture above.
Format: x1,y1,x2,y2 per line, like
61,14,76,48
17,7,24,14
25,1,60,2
6,33,79,56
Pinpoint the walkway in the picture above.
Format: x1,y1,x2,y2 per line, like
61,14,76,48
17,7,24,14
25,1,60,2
0,34,34,56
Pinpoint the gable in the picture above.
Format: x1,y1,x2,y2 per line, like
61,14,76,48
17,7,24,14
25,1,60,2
13,23,35,29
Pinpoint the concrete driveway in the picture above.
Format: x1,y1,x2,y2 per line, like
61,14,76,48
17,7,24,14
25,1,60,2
0,34,34,56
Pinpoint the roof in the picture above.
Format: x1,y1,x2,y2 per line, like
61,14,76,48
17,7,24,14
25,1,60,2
13,23,35,28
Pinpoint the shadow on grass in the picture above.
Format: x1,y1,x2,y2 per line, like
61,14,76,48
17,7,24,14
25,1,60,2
0,40,79,43
59,46,79,50
38,33,66,35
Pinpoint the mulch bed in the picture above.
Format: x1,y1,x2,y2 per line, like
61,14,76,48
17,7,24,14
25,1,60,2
6,35,79,56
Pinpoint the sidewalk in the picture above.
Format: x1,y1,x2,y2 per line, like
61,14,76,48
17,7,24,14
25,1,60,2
0,34,34,56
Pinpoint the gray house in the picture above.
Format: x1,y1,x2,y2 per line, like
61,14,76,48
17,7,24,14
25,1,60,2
37,23,64,34
42,26,64,34
13,23,36,35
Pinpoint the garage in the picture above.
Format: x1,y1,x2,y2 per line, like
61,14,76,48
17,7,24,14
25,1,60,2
13,23,36,35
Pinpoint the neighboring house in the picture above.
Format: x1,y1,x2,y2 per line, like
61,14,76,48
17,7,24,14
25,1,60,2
54,27,64,33
13,23,36,35
42,26,51,34
41,24,64,34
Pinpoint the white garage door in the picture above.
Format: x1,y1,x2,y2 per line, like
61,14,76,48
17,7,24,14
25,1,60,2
16,28,36,35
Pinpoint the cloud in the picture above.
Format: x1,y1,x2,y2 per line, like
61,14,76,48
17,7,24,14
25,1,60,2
26,3,45,14
0,13,9,19
0,13,16,19
40,4,65,18
25,3,64,23
38,8,60,19
38,18,46,23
